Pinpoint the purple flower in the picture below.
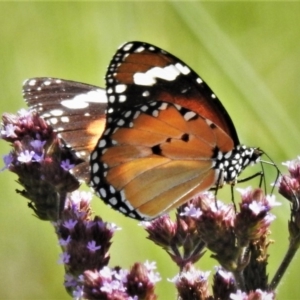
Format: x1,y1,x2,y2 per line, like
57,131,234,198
215,267,233,282
1,153,14,171
64,274,77,287
265,195,281,208
32,152,44,162
69,190,92,205
1,123,17,138
86,240,101,252
143,261,161,284
99,266,114,279
59,235,71,246
30,139,46,151
107,222,121,232
180,203,202,218
100,280,126,293
230,289,275,300
17,108,32,118
17,150,35,163
230,290,247,300
72,285,84,298
113,269,128,283
61,159,75,171
144,260,157,272
170,268,210,284
58,252,70,264
63,219,78,230
249,201,265,215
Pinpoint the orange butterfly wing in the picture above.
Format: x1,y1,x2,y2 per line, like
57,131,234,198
93,102,234,219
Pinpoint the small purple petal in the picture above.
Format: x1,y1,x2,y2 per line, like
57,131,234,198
86,240,101,252
72,285,84,298
30,139,46,151
264,214,276,225
17,108,32,118
58,252,70,264
215,267,233,281
181,204,202,218
114,269,128,283
148,270,161,284
169,269,210,283
59,235,71,246
1,153,14,171
63,219,78,230
107,222,122,232
266,195,281,207
230,290,247,300
144,261,157,271
100,280,126,293
1,124,17,138
64,274,77,287
17,150,35,163
236,186,252,196
99,266,113,279
61,159,75,171
249,201,265,215
32,153,44,162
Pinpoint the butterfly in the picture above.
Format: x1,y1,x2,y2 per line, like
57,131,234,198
24,42,262,221
90,41,263,220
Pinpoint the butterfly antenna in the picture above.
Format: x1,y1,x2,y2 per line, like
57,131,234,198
260,151,299,210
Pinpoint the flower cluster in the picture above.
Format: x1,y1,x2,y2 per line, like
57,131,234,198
1,109,82,221
277,157,300,238
80,262,160,300
1,108,299,299
143,188,280,297
53,190,160,299
278,157,300,205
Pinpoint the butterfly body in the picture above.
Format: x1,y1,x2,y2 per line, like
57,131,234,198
24,42,262,220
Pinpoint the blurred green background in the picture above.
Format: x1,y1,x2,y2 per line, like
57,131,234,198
0,2,299,299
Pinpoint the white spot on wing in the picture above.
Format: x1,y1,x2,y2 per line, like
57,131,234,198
93,163,99,173
184,111,197,121
100,188,107,198
50,117,58,124
50,109,63,116
119,95,126,102
28,79,37,86
135,46,145,53
93,176,100,184
117,119,125,126
175,63,190,75
133,65,181,86
61,89,107,109
109,197,118,206
123,43,133,51
91,151,98,160
98,139,106,148
61,116,69,123
115,84,127,93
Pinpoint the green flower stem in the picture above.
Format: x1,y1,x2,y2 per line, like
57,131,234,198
269,233,300,290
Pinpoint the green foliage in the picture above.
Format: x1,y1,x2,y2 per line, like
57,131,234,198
0,2,299,299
